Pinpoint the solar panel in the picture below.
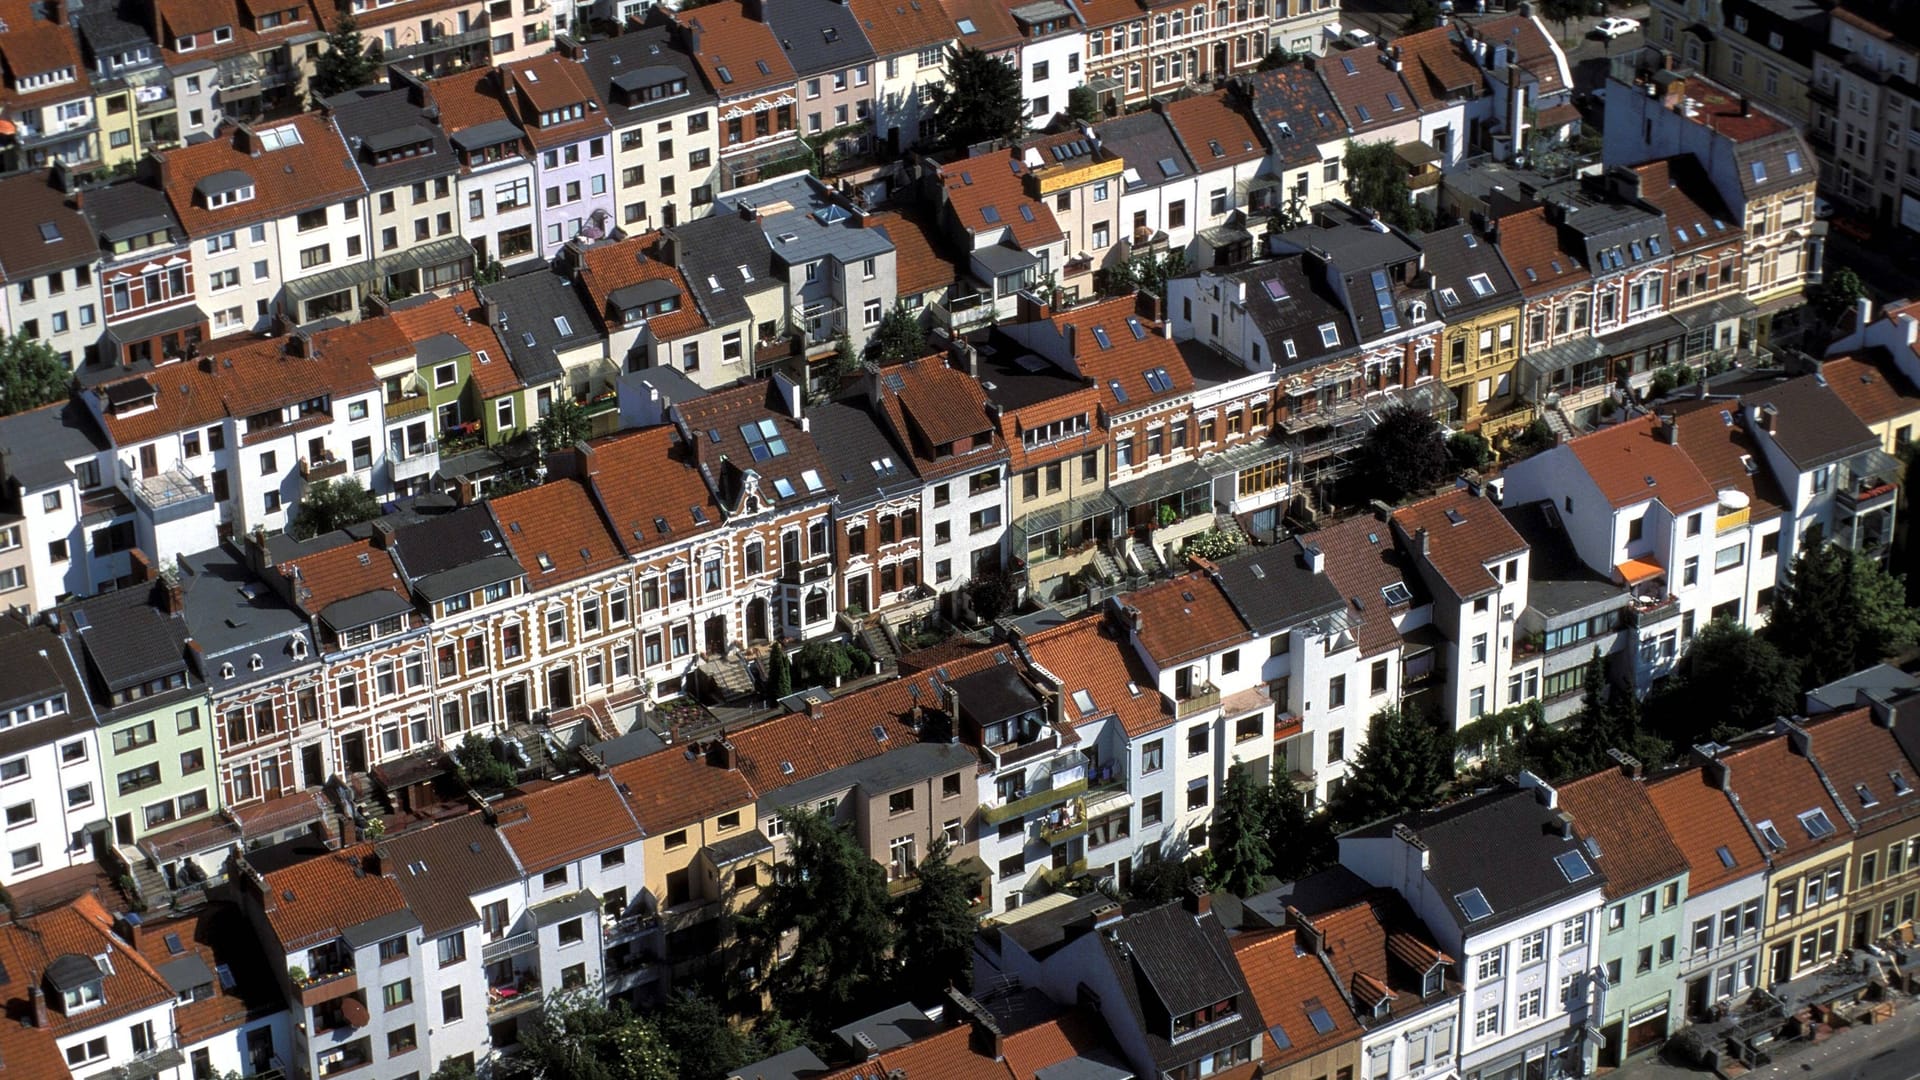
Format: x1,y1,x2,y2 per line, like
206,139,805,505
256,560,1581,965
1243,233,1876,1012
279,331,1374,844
1554,850,1594,882
1456,888,1493,921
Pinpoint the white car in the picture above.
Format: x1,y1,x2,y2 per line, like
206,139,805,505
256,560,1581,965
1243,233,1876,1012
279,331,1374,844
1594,16,1640,38
1341,26,1376,49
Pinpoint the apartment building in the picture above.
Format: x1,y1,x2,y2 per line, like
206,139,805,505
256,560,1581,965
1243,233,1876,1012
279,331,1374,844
1340,775,1606,1080
1313,510,1422,719
813,402,924,616
495,54,616,259
1101,109,1202,262
1796,702,1920,951
80,171,201,376
0,615,102,888
1824,295,1920,453
438,67,543,271
0,400,129,610
75,3,175,169
1425,222,1526,430
1558,757,1691,1066
936,148,1068,330
676,0,802,195
1164,90,1272,268
721,173,899,361
1735,374,1900,564
0,170,102,373
1295,890,1464,1080
662,210,789,387
766,0,878,164
848,0,951,154
1647,0,1824,125
1081,0,1300,110
0,0,99,174
1394,24,1490,168
573,26,719,236
1246,64,1350,219
572,231,719,384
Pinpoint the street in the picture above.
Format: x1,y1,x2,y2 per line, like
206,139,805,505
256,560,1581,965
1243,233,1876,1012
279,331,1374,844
1609,1003,1920,1080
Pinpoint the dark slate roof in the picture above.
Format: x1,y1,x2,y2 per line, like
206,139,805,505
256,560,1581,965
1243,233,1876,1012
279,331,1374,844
1353,782,1608,934
1214,256,1358,376
82,177,184,252
1421,223,1522,321
0,171,97,283
63,583,196,698
668,211,782,328
0,617,95,763
810,399,920,511
0,400,109,491
45,953,103,992
1094,111,1196,193
1248,66,1345,169
580,27,716,125
762,0,879,77
1739,374,1881,470
383,815,522,937
388,504,523,602
1209,542,1346,636
179,544,315,685
994,893,1116,959
1102,903,1265,1070
833,1003,942,1053
328,84,460,189
768,741,978,809
949,664,1044,726
703,828,776,865
1276,203,1428,345
1501,501,1623,619
477,268,593,385
74,3,159,56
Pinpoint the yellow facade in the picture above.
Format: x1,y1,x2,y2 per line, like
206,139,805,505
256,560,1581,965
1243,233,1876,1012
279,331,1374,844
94,86,141,169
1760,846,1854,988
1440,298,1527,430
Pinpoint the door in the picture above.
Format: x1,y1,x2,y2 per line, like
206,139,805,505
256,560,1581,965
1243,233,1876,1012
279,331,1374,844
1770,942,1792,986
847,575,869,617
114,813,134,846
704,615,727,658
341,732,369,774
139,445,158,479
547,667,573,710
1212,42,1227,76
302,744,324,788
504,681,530,725
245,1027,274,1075
746,599,768,644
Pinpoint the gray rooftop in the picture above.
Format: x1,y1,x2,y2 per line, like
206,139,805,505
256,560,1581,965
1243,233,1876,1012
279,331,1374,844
722,174,894,268
328,82,460,189
1805,664,1920,716
0,400,109,492
1501,501,1624,621
1210,541,1346,635
763,0,879,76
580,27,716,124
764,740,978,810
478,268,593,385
63,583,196,699
389,504,523,603
810,399,920,510
180,545,314,683
667,212,781,328
1095,111,1195,192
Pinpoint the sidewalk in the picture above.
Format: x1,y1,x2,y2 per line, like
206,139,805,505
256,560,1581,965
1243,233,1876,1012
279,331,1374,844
1604,1002,1920,1080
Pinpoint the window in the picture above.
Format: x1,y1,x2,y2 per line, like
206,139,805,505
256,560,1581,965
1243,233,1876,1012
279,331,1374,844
1477,946,1504,980
1716,543,1745,571
1328,675,1346,708
1562,915,1587,947
1516,987,1543,1021
1519,929,1545,963
383,979,413,1009
1474,1005,1500,1038
558,918,584,945
442,986,464,1023
1141,793,1163,826
1142,739,1164,773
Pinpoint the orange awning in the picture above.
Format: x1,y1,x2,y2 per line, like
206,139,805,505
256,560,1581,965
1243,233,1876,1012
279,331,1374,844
1616,556,1664,585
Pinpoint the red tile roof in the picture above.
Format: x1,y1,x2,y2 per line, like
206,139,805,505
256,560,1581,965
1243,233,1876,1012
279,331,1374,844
1558,764,1690,899
1394,25,1482,109
940,150,1065,250
160,114,366,235
1311,512,1417,659
1021,614,1170,738
1164,91,1268,172
581,425,723,555
1001,1008,1119,1078
13,895,175,1036
1659,71,1789,142
869,207,961,299
1305,890,1457,1025
259,844,408,950
1053,297,1192,409
1473,15,1568,95
1645,765,1766,892
1233,927,1364,1068
1496,205,1589,296
575,233,707,340
1667,400,1787,524
429,67,525,151
1122,571,1251,667
493,476,627,587
675,0,799,99
1718,734,1851,864
1823,351,1920,430
134,903,281,1044
848,0,957,57
385,292,524,399
609,742,757,834
0,2,89,108
276,536,409,619
501,53,613,151
1317,46,1423,133
873,355,1002,478
495,771,646,874
933,0,1023,49
1564,414,1720,513
1632,157,1740,255
817,1023,1016,1080
1802,707,1920,835
1392,486,1527,601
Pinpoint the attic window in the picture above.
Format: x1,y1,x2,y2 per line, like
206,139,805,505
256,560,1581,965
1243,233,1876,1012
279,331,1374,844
1894,771,1914,796
1092,327,1113,350
1071,689,1095,715
800,469,824,494
756,60,771,76
1755,819,1786,850
773,477,797,499
1304,1000,1335,1035
536,553,554,573
1262,277,1289,301
654,516,670,535
981,206,1001,224
1109,379,1130,404
257,124,302,150
38,222,61,243
1144,367,1173,393
1386,91,1405,112
957,17,977,33
554,316,573,336
691,507,709,525
1798,808,1836,840
740,418,789,461
1715,845,1736,868
1786,150,1804,174
1318,323,1339,347
249,654,263,672
1554,849,1594,882
1857,783,1879,809
1208,139,1224,157
1440,288,1460,307
1381,582,1412,605
1467,273,1495,297
1455,887,1493,921
1750,161,1767,183
1157,157,1180,177
715,66,733,84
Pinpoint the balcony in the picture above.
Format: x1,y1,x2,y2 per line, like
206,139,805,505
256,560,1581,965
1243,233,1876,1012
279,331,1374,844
384,24,491,65
479,929,538,964
1037,801,1088,844
1838,475,1899,512
389,440,439,483
487,975,543,1019
385,393,433,420
604,910,660,942
125,465,214,520
1626,593,1681,628
985,728,1062,770
931,290,994,336
778,555,835,586
1174,682,1221,719
293,967,358,1008
300,453,349,482
981,776,1089,826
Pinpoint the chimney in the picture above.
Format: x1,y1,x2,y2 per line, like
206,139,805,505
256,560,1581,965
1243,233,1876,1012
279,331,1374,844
1856,295,1875,335
1691,744,1732,789
1740,95,1752,116
807,695,824,719
1371,499,1393,521
1018,289,1052,323
949,988,1005,1060
1607,748,1644,779
1414,526,1430,555
129,547,156,584
29,986,47,1028
160,574,185,615
1550,809,1575,840
1184,877,1212,917
1303,542,1325,574
1657,413,1677,444
1064,323,1078,356
1781,720,1811,757
368,845,389,876
708,738,739,770
372,519,396,549
1120,603,1143,633
115,912,143,949
1761,403,1777,435
453,476,477,506
247,526,275,577
956,339,981,378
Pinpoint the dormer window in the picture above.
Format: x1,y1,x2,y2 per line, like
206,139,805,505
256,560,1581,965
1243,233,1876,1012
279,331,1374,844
213,25,233,42
539,103,587,127
62,980,103,1012
48,953,108,1015
221,663,234,679
198,170,256,209
176,35,195,51
1422,966,1443,997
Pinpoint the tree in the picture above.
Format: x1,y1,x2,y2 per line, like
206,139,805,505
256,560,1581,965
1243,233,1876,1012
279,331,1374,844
893,839,978,995
1341,141,1434,233
792,639,866,687
768,640,793,699
1257,46,1303,71
1260,782,1335,882
429,1061,476,1080
518,988,674,1080
1066,85,1102,124
1765,543,1920,688
1183,528,1242,562
1330,707,1452,828
928,45,1026,154
0,330,70,417
1127,857,1193,905
451,734,517,793
537,398,593,453
1447,430,1491,472
1357,406,1452,505
289,478,381,540
967,572,1016,623
310,14,382,101
1810,267,1868,336
753,807,898,1020
1657,621,1801,745
1538,0,1588,41
868,302,928,366
1211,762,1271,895
655,991,761,1080
1403,0,1442,33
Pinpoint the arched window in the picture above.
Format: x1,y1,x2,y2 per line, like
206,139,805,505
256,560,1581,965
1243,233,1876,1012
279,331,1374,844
1154,15,1168,41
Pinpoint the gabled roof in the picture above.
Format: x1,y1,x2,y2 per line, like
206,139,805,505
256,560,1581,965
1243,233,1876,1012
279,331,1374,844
610,737,758,835
676,0,799,100
499,53,612,152
937,0,1024,50
384,291,524,399
1719,730,1851,862
494,476,626,588
1209,543,1347,638
1666,398,1787,524
1248,66,1344,169
1394,25,1484,109
1311,512,1424,660
8,894,174,1036
429,67,527,153
677,380,835,516
1392,485,1528,601
1108,903,1267,1071
1315,46,1422,132
0,171,96,283
816,1023,1016,1080
1121,571,1251,668
1563,413,1719,512
63,579,194,699
940,149,1064,250
1022,614,1169,738
275,534,410,631
160,115,366,235
1738,373,1881,471
134,903,282,1045
1214,257,1358,374
1163,90,1268,172
382,814,523,937
576,233,708,341
582,25,715,124
1233,927,1360,1067
259,844,412,951
1644,763,1768,892
496,771,646,875
1632,157,1741,256
1802,706,1920,835
1558,762,1690,899
810,399,921,509
1095,109,1197,192
869,207,959,299
847,0,955,58
870,354,1004,479
1026,297,1190,412
1822,350,1920,430
761,0,879,77
1302,889,1458,1028
386,503,522,604
327,81,459,189
1422,223,1521,320
666,210,782,329
581,424,723,556
477,268,595,385
0,1,90,108
1493,204,1590,295
1472,14,1568,96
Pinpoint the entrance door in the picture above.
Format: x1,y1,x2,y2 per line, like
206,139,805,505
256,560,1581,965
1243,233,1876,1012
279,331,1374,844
114,813,134,846
1770,942,1792,986
746,599,768,644
1212,42,1228,76
547,667,573,710
704,615,727,658
341,732,369,775
302,744,324,788
504,681,530,725
245,1026,275,1074
847,576,869,617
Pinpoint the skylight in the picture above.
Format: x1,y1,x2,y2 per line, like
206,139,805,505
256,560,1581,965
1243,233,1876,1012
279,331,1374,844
38,222,60,243
1305,1001,1336,1035
1894,771,1914,796
1319,323,1339,347
1755,819,1786,851
1144,367,1173,393
981,206,1001,224
1269,1024,1292,1050
1157,156,1180,177
1554,849,1594,883
1440,288,1460,307
716,65,733,84
1381,581,1412,605
1468,273,1494,297
773,477,797,499
1262,277,1290,301
1750,160,1767,183
1857,783,1880,809
1387,91,1404,111
957,16,977,32
1072,689,1096,715
1340,56,1357,75
1786,150,1804,174
800,468,824,493
1456,888,1493,921
1018,204,1036,222
1798,809,1836,840
1109,379,1130,404
1371,269,1398,331
1716,845,1736,868
1355,104,1373,123
554,315,573,335
740,418,789,461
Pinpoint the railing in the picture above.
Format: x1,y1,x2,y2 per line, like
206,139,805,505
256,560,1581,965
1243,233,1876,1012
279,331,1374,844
385,394,433,420
1626,593,1681,628
1838,478,1898,511
480,929,537,963
487,977,543,1018
1037,804,1088,844
1173,682,1221,718
980,776,1088,826
300,454,349,481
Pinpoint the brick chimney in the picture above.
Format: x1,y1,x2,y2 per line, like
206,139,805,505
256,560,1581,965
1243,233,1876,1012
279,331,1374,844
372,519,396,550
29,986,47,1028
1184,876,1212,916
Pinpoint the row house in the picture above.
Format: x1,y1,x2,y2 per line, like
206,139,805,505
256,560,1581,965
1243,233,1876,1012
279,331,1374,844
570,231,720,385
1467,14,1576,164
1298,890,1465,1080
83,316,395,542
151,0,321,143
74,2,175,169
1237,920,1365,1080
1079,0,1290,111
1016,127,1126,291
1603,69,1821,345
1631,158,1751,370
1502,413,1781,693
0,0,99,173
1007,0,1084,127
573,26,720,236
1807,703,1920,952
1394,24,1493,168
350,0,491,78
1425,221,1526,431
0,615,103,888
1314,43,1431,172
80,167,204,375
656,211,786,386
848,0,950,154
1824,295,1920,454
0,169,101,373
1341,774,1608,1080
1247,64,1350,221
813,401,925,617
499,53,616,259
864,353,1011,602
157,115,371,332
1735,373,1901,564
765,0,878,164
437,65,545,272
1391,483,1532,733
1645,0,1824,128
1803,4,1918,227
934,147,1067,331
326,74,479,305
1558,757,1691,1066
721,172,899,360
134,902,294,1079
1164,90,1272,269
1101,108,1202,264
677,0,803,195
478,263,596,415
1314,509,1424,724
381,288,539,491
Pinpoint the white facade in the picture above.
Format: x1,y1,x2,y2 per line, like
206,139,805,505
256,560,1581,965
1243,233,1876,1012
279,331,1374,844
0,706,103,888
